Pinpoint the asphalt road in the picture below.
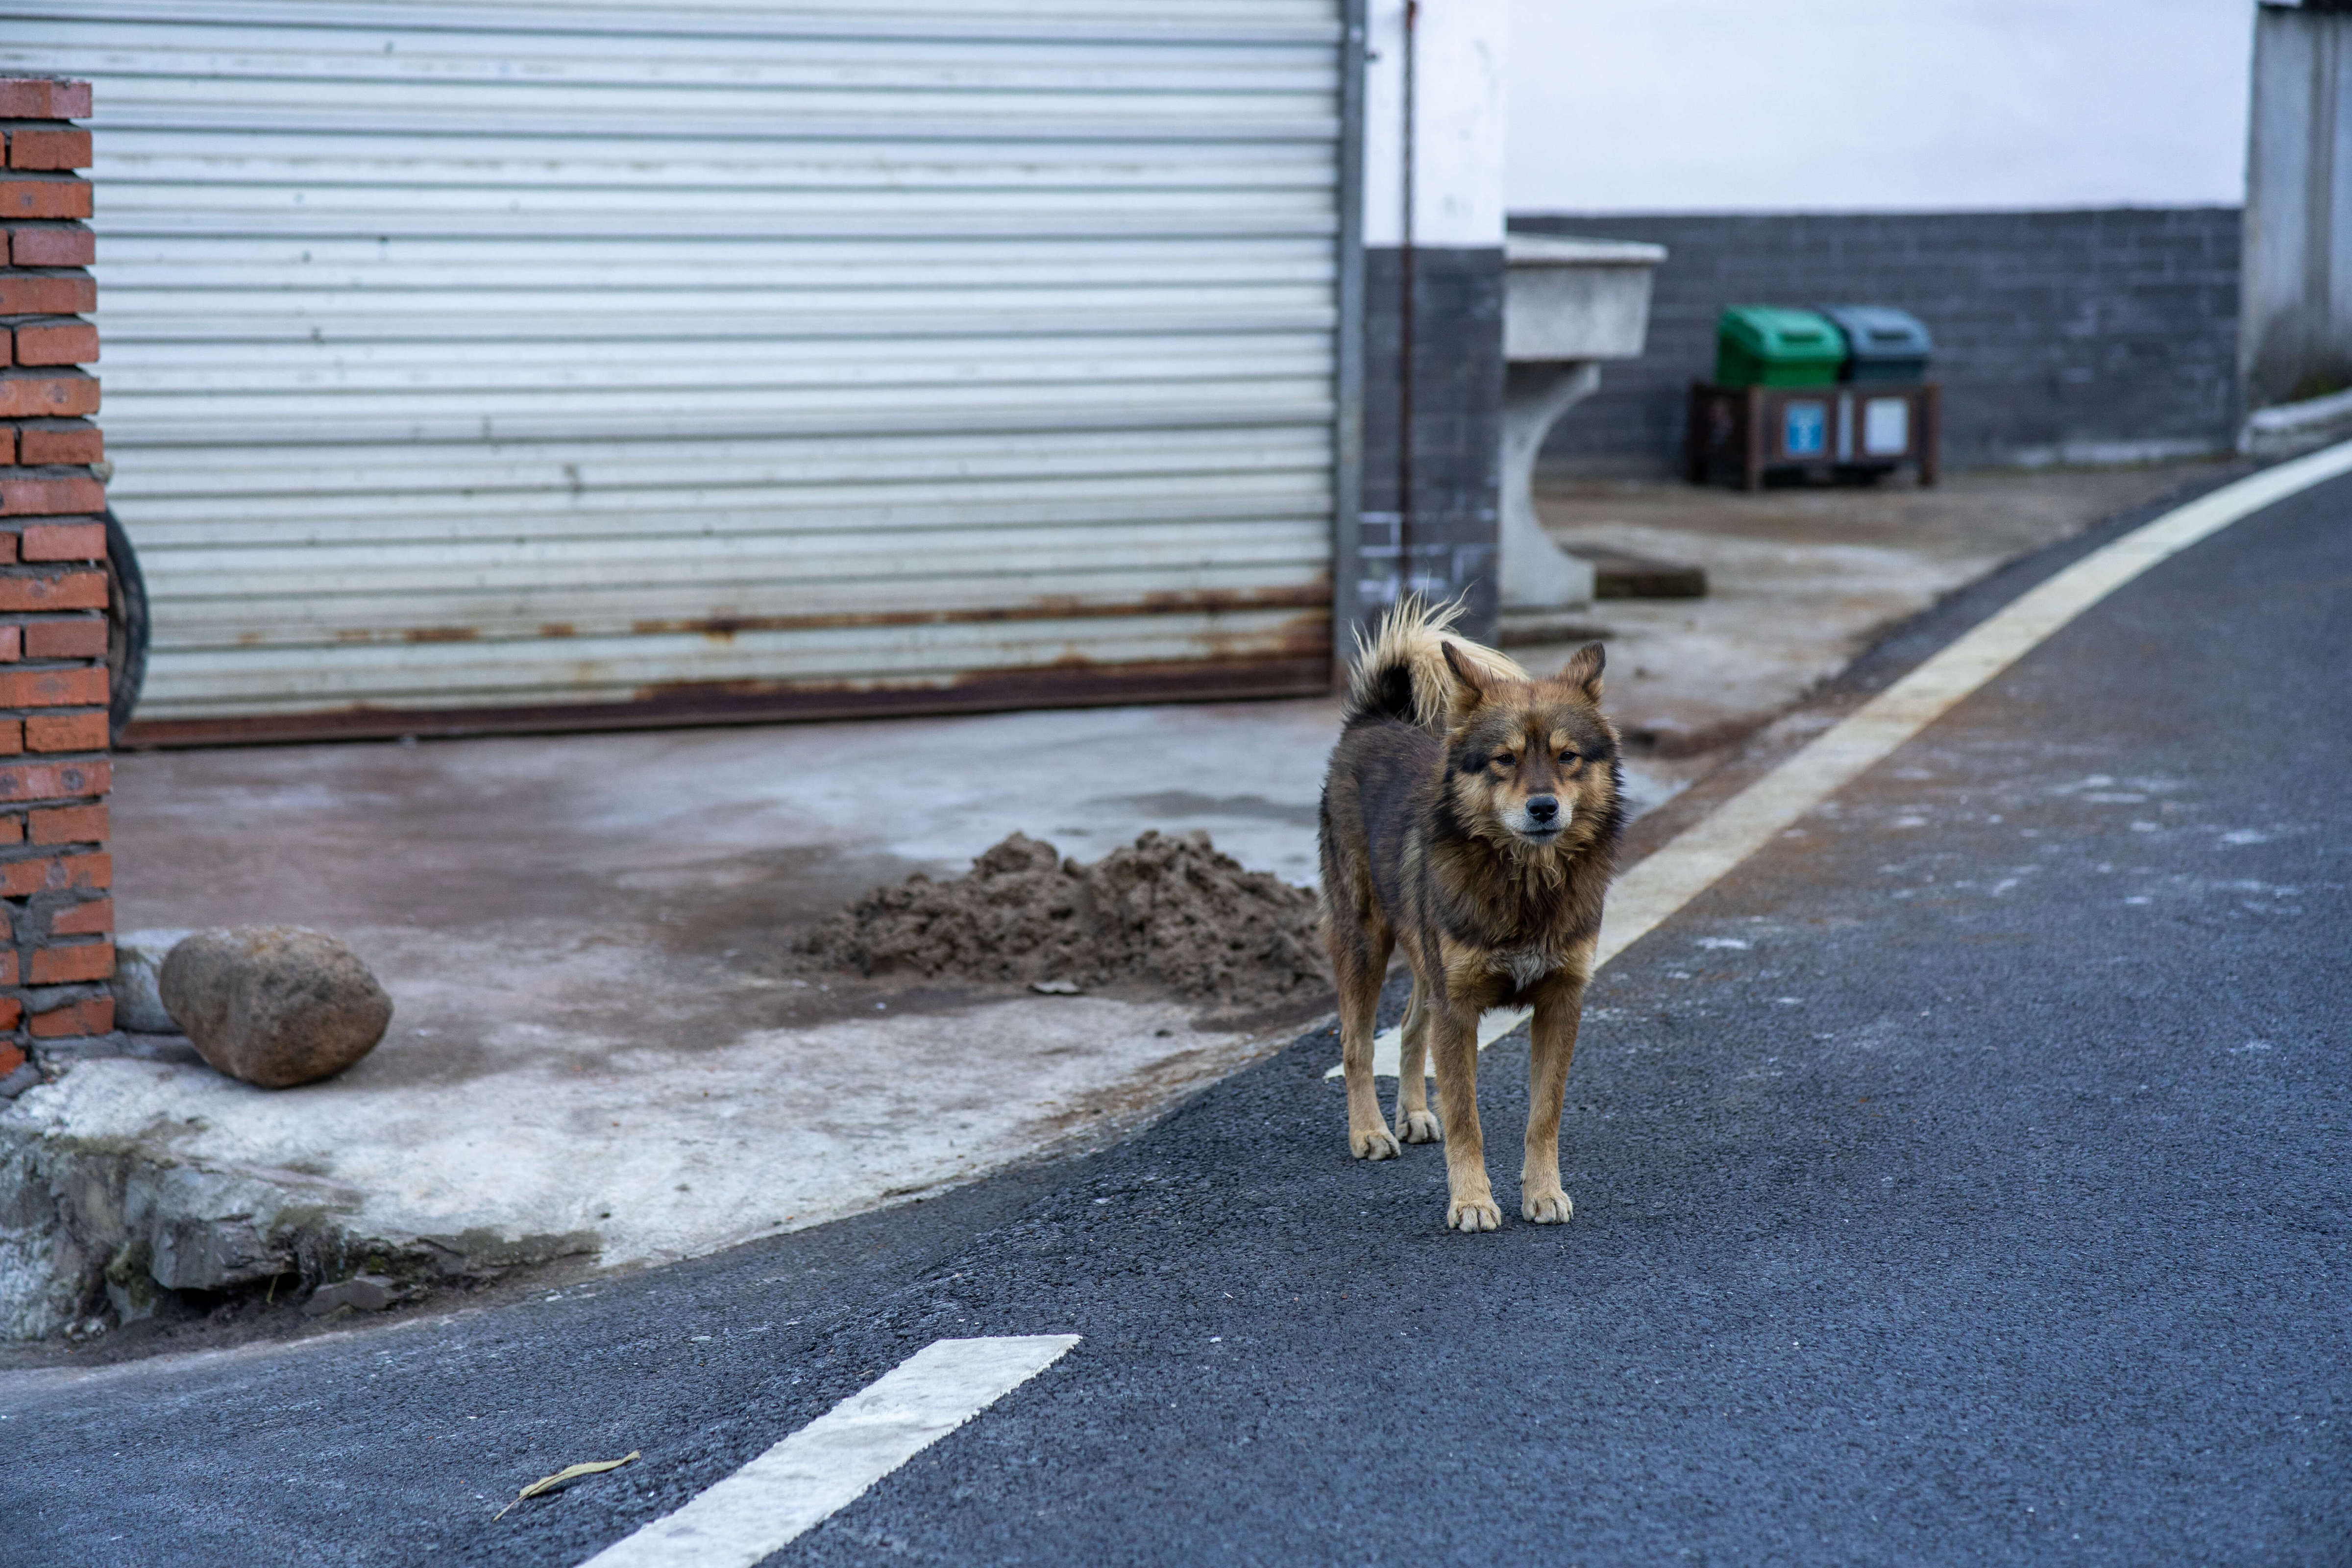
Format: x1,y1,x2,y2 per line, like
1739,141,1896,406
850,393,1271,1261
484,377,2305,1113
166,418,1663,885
6,471,2347,1566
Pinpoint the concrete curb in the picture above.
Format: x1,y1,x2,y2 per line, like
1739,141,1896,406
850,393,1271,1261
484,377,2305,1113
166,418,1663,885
2239,385,2352,457
0,1100,598,1339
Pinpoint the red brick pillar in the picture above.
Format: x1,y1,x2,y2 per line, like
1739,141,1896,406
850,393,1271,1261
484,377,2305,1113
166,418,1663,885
0,77,111,1078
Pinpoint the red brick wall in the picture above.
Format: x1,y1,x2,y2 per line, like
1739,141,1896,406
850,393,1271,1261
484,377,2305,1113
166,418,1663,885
0,77,110,1073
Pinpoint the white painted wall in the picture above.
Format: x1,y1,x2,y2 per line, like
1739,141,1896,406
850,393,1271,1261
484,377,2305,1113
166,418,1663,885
1508,0,2254,214
1364,0,1509,246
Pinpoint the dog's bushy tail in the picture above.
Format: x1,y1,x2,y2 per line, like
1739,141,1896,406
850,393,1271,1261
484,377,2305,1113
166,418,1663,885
1344,595,1528,733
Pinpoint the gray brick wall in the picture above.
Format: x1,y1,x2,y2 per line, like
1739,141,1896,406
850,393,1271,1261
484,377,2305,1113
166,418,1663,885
1361,245,1505,641
1511,208,2242,474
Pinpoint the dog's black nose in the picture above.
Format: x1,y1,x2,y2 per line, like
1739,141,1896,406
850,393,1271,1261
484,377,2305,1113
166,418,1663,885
1526,795,1559,823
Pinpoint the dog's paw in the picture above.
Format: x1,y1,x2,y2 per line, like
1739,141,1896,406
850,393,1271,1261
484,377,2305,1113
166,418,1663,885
1521,1187,1573,1225
1397,1109,1442,1144
1446,1193,1502,1232
1350,1126,1401,1161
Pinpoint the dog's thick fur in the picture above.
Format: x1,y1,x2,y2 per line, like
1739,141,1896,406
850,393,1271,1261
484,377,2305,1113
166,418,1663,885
1318,598,1624,1231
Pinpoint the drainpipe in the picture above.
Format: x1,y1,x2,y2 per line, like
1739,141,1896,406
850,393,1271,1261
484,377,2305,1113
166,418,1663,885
1396,0,1418,596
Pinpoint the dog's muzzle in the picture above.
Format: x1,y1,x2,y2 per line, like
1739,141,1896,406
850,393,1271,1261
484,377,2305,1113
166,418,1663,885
1514,794,1569,842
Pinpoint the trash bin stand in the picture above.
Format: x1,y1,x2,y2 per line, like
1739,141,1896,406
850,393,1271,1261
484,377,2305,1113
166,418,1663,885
1686,381,1939,490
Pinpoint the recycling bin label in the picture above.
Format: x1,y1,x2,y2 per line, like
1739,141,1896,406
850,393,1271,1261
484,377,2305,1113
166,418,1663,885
1782,400,1828,458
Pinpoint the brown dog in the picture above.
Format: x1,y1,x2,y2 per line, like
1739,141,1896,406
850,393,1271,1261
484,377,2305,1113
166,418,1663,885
1318,598,1623,1231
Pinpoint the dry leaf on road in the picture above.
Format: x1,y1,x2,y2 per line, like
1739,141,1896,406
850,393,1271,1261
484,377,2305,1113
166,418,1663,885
493,1450,641,1520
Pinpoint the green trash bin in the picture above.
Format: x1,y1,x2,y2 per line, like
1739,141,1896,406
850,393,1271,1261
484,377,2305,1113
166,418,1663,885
1715,306,1846,387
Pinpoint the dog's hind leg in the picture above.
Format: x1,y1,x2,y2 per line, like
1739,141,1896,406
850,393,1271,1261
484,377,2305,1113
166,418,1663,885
1394,980,1441,1143
1329,918,1400,1161
1430,989,1500,1231
1520,952,1593,1224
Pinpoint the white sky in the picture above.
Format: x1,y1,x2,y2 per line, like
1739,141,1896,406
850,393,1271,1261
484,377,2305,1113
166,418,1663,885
1508,0,2254,213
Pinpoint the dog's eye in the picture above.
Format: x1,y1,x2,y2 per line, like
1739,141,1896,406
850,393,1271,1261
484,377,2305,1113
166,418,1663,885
1490,753,1516,770
1558,750,1579,765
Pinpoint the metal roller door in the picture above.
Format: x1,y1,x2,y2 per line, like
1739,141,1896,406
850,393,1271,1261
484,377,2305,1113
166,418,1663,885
4,1,1350,741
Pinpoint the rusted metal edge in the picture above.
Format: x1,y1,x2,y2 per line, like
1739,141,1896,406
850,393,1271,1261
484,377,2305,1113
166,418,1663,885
302,584,1336,649
120,655,1334,750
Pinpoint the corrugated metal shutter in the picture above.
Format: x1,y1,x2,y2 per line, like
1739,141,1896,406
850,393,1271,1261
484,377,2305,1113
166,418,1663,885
4,1,1346,740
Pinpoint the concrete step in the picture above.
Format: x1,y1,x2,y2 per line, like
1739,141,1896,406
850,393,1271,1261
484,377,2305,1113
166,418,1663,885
1572,544,1709,599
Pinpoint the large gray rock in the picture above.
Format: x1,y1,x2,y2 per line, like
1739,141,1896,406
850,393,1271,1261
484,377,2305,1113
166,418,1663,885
158,927,393,1089
112,928,194,1034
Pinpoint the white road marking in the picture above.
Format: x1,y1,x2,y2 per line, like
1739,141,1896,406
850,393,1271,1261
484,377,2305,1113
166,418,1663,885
1334,440,2352,1078
575,1334,1079,1568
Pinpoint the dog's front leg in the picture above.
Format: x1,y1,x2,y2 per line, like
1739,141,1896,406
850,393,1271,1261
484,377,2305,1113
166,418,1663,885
1430,996,1499,1231
1521,961,1591,1224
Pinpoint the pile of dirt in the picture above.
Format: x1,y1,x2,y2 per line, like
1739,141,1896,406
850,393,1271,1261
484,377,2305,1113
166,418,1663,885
799,831,1329,1010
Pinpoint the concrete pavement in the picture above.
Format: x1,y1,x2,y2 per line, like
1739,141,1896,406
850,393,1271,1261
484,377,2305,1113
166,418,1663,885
0,455,2341,1563
2,701,1361,1341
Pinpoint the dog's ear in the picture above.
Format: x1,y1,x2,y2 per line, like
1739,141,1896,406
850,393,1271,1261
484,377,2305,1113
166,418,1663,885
1558,640,1605,703
1441,640,1493,712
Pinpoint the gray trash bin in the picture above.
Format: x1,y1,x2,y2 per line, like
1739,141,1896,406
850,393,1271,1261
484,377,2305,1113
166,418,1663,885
1818,305,1932,384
